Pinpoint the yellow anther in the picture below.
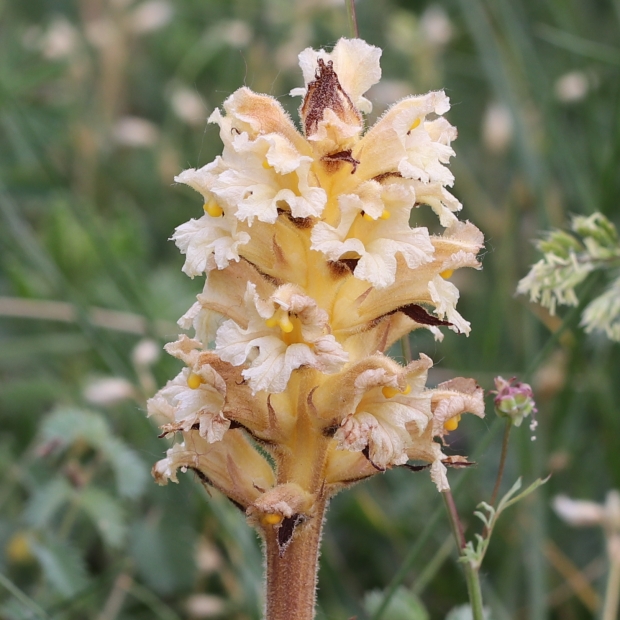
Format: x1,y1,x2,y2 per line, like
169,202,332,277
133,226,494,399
278,314,294,333
265,316,279,328
6,532,32,564
382,384,411,399
262,513,283,526
409,118,421,131
444,414,461,432
382,386,401,399
203,199,224,217
262,159,272,169
362,212,374,221
440,269,454,279
187,372,203,390
380,210,391,220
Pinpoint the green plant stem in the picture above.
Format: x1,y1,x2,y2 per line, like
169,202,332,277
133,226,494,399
490,420,512,506
370,417,503,620
345,0,359,38
442,490,485,620
601,558,620,620
0,572,50,619
401,335,412,363
411,536,453,595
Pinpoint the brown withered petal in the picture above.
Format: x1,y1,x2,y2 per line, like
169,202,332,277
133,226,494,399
301,59,361,138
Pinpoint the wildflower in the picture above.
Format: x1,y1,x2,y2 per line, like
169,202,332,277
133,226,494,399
492,376,537,427
150,37,484,619
518,213,620,342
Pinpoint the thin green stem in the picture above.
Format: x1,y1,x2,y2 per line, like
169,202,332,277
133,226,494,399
345,0,359,38
490,420,512,506
401,335,412,363
463,565,486,620
442,491,485,620
601,558,620,620
369,417,503,620
411,536,453,596
0,572,50,619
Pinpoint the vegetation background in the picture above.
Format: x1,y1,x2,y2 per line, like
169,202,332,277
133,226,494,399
1,0,619,618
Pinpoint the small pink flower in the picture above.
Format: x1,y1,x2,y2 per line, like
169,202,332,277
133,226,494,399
492,376,537,427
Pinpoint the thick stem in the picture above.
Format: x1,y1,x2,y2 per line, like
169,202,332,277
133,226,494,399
442,490,486,620
463,564,485,620
264,493,328,620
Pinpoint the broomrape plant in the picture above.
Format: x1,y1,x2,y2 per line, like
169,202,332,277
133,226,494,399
147,38,485,620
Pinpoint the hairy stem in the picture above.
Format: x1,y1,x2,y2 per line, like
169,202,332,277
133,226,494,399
442,490,486,620
263,493,328,620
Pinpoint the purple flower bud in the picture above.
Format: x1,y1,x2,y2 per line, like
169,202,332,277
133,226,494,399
492,376,537,427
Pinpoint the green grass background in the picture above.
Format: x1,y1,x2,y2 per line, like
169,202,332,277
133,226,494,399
1,0,619,618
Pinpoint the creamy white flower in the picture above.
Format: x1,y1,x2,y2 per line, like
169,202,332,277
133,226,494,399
215,283,348,393
428,274,471,335
414,180,462,227
430,377,485,439
178,300,223,346
152,430,276,510
147,336,229,442
429,444,451,491
433,221,485,272
335,358,432,470
207,130,326,224
172,212,250,275
173,166,251,274
311,182,434,288
354,90,455,186
148,367,229,442
153,37,484,526
291,38,382,115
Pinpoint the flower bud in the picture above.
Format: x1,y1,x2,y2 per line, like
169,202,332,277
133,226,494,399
492,376,537,427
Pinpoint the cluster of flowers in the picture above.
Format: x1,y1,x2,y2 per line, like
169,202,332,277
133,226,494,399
518,212,620,341
148,38,484,545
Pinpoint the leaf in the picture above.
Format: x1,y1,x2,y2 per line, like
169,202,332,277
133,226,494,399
40,407,111,449
104,437,149,498
29,536,89,597
76,487,127,548
129,509,197,595
0,599,47,620
40,407,148,498
364,586,429,620
24,478,73,528
497,476,550,514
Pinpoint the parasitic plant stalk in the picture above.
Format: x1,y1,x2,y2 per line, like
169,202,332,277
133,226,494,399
147,38,485,619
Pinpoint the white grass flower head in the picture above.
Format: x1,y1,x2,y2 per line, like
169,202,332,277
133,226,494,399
554,491,620,562
580,275,620,341
518,212,620,341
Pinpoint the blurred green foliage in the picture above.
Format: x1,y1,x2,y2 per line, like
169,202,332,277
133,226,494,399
1,0,619,619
